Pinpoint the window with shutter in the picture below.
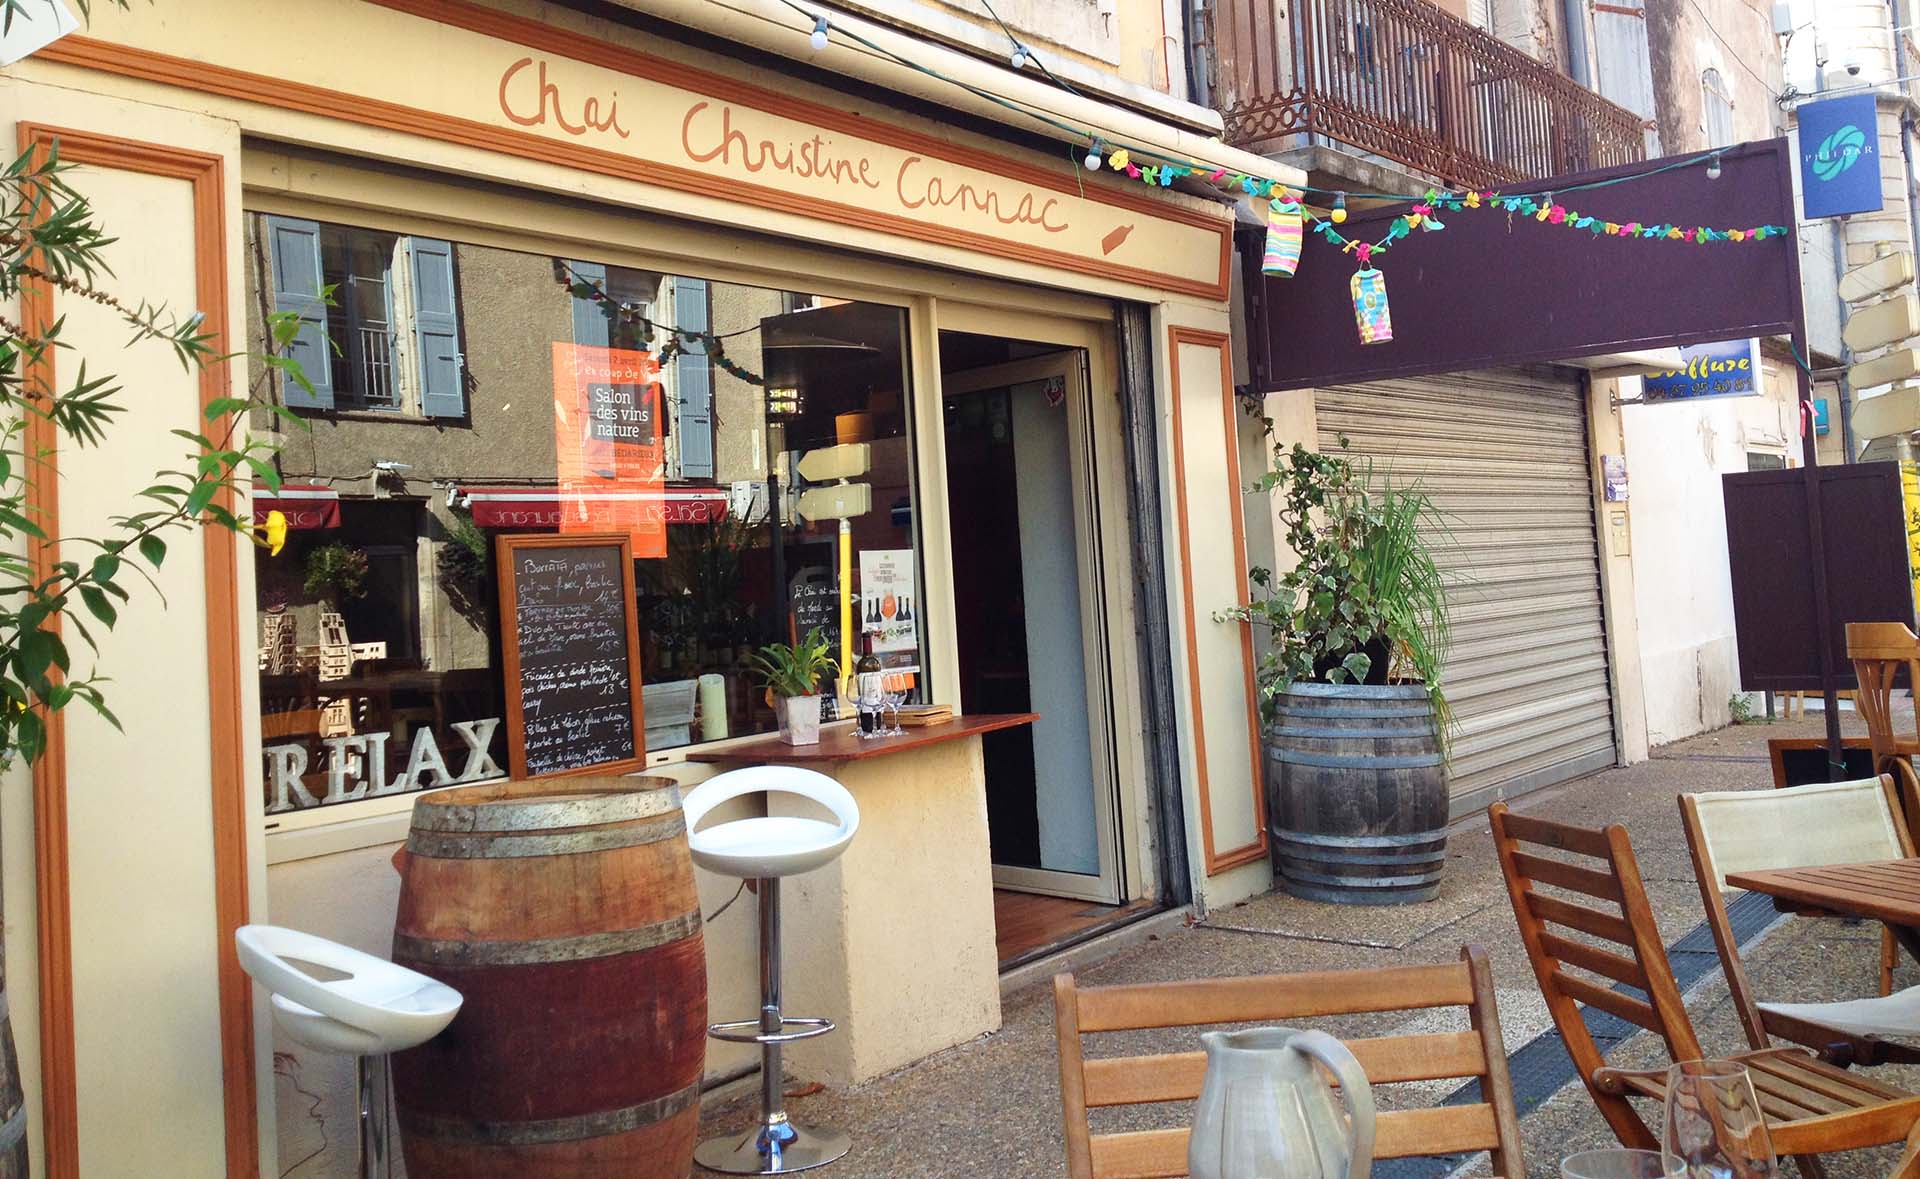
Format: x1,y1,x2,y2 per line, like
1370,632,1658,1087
410,237,466,419
264,215,336,411
673,277,715,479
568,260,612,350
1703,69,1734,148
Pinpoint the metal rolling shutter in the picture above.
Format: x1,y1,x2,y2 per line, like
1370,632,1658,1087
1316,366,1617,811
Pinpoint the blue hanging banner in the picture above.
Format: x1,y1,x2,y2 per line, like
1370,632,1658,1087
1641,339,1761,402
1799,94,1883,219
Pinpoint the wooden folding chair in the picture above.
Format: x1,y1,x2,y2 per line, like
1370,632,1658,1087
1847,622,1920,832
1681,776,1920,1067
1491,802,1920,1175
1052,945,1525,1179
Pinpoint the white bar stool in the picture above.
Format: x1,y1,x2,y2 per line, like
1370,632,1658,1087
685,765,860,1175
235,924,462,1179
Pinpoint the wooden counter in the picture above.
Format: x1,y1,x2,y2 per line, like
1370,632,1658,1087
686,712,1037,765
683,710,1034,1086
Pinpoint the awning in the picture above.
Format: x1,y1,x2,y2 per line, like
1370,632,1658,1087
252,482,340,530
457,485,731,529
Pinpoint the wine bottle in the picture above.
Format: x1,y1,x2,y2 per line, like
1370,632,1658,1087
856,631,884,736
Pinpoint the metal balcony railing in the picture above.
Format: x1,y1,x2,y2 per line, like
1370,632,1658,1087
1213,0,1647,189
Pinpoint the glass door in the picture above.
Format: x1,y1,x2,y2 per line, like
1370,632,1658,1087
941,349,1121,904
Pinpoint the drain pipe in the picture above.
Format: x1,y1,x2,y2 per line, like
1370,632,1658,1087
1562,0,1592,87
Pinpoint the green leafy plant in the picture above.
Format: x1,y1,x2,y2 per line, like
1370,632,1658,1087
748,627,837,699
2,126,316,1175
1222,440,1453,737
303,541,370,603
436,507,491,621
1728,693,1758,725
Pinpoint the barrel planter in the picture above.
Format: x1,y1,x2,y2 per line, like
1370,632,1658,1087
391,777,706,1177
1265,682,1448,905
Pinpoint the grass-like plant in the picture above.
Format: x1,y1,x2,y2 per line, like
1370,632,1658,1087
1224,439,1453,742
749,627,838,699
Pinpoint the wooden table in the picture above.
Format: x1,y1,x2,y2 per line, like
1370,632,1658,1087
685,712,1037,764
1726,859,1920,961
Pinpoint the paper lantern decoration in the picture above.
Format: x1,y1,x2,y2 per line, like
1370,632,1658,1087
1350,268,1392,345
1263,199,1304,277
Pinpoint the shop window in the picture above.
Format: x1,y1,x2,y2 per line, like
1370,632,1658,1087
250,215,923,816
264,215,467,418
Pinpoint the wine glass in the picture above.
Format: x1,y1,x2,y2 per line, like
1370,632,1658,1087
882,674,908,736
1662,1060,1777,1179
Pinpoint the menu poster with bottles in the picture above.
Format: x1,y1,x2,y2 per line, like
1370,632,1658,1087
496,533,647,779
858,549,920,659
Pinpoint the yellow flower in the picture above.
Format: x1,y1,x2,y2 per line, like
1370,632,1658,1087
1729,229,1746,242
262,510,288,556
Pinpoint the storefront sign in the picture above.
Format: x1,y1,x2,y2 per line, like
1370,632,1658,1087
1799,94,1883,220
265,718,504,813
73,0,1230,299
1641,340,1760,402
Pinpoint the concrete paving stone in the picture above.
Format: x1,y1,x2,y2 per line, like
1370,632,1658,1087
696,709,1919,1178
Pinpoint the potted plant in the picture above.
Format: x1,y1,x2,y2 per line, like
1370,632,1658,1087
1223,440,1454,905
304,541,370,607
749,627,838,745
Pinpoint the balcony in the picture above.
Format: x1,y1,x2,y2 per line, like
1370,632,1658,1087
1213,0,1647,189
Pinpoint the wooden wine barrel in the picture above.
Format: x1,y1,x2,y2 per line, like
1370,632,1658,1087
1265,683,1448,905
391,777,706,1177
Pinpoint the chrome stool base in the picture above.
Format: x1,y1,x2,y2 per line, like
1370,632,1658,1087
694,1121,851,1175
699,875,850,1174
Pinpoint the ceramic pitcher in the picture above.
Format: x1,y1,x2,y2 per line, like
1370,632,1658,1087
1188,1027,1376,1179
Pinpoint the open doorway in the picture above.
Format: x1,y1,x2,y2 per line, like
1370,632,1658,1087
939,330,1146,965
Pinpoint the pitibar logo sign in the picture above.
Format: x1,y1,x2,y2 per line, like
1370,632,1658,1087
1800,94,1883,220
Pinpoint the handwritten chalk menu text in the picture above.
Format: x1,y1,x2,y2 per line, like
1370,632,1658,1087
496,533,647,778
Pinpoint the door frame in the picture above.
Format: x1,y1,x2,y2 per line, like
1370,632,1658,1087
941,349,1126,904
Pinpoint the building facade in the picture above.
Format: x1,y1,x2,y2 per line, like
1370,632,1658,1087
3,0,1301,1172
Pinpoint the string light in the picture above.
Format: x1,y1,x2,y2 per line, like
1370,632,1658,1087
1083,139,1104,170
1010,42,1029,70
809,15,830,50
1706,153,1723,180
1330,193,1348,224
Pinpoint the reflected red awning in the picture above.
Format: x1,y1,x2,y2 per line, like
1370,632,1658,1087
457,485,730,528
252,482,340,529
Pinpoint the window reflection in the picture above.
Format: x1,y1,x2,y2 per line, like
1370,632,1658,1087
249,214,924,815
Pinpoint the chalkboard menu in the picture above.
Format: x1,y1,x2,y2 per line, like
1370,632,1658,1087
789,566,840,721
496,534,647,779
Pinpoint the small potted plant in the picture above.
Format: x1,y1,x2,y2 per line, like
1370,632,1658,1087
749,627,837,745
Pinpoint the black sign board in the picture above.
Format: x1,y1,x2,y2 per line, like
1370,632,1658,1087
788,565,840,720
496,533,646,778
1724,462,1915,693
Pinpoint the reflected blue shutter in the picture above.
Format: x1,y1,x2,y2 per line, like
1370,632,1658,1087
265,215,334,410
673,277,714,479
410,237,465,419
569,261,611,349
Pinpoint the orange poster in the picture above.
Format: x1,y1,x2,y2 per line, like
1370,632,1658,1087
551,342,667,558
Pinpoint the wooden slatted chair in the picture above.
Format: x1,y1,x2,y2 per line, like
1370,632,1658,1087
1847,621,1920,836
1052,945,1525,1179
1491,802,1920,1175
1681,776,1920,1067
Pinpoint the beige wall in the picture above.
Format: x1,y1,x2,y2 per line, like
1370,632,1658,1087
1,74,272,1178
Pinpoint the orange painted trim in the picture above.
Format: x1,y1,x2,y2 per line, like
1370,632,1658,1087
1165,326,1268,877
36,0,1233,303
15,129,76,1179
16,124,257,1178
